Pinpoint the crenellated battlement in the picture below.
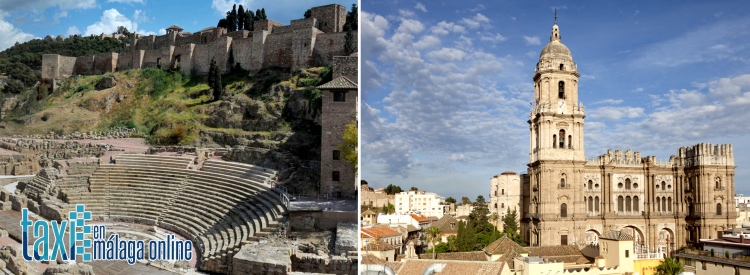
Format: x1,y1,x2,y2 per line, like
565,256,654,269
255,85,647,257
672,143,734,167
40,3,355,84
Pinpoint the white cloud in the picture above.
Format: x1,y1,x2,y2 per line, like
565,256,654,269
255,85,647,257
396,18,424,34
108,0,144,3
592,99,624,105
52,11,68,24
632,87,644,92
469,4,485,13
0,18,36,51
158,28,166,35
85,9,137,36
480,33,507,42
0,0,95,12
460,13,489,29
589,106,644,121
426,48,466,62
580,74,596,80
431,21,465,35
413,35,440,50
415,2,427,13
67,26,80,36
210,0,253,15
523,36,541,45
133,9,148,23
399,9,415,18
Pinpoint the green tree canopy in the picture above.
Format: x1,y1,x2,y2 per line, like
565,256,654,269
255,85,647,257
445,197,456,204
503,208,524,246
461,197,471,205
338,121,357,169
475,195,486,205
655,257,684,275
384,184,403,195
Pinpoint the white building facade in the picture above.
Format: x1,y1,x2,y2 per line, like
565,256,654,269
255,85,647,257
395,190,445,218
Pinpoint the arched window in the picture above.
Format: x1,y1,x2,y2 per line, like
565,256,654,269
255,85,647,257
716,177,721,189
494,203,497,209
558,81,565,98
595,196,600,212
560,203,567,218
662,181,666,191
588,196,593,212
559,130,565,149
502,189,505,195
625,178,631,190
717,203,722,215
662,196,667,212
668,197,672,211
588,180,593,190
568,135,572,149
656,197,661,212
559,64,564,70
502,203,505,208
633,196,639,212
618,196,624,212
494,190,497,196
560,178,566,188
626,196,632,212
553,135,557,148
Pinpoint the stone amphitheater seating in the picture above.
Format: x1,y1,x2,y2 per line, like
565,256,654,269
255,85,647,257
22,168,61,200
68,155,285,273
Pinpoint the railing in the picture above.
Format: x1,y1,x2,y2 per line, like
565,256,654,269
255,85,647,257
274,185,290,208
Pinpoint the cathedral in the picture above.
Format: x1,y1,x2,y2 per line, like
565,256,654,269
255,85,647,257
494,17,737,256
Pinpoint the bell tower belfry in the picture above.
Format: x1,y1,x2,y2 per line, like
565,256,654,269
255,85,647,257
528,17,585,163
525,14,587,247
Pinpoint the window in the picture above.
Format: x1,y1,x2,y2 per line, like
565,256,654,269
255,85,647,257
502,189,505,195
633,196,639,212
595,197,600,212
558,81,565,98
561,235,568,245
559,130,565,149
662,181,666,191
332,150,340,160
333,91,346,102
662,197,667,212
625,250,629,258
502,203,505,208
625,178,631,190
588,196,593,212
626,196,632,212
588,180,593,190
656,197,661,211
717,203,722,215
332,171,340,181
618,196,624,211
568,135,572,149
560,203,567,218
668,197,672,211
559,64,564,70
553,135,557,148
494,190,497,196
560,178,566,188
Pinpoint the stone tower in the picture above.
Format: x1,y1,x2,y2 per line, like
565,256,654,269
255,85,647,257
526,17,587,246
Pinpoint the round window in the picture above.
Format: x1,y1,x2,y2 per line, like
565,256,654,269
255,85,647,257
618,183,623,188
633,183,639,189
668,185,672,189
656,185,660,189
595,184,599,188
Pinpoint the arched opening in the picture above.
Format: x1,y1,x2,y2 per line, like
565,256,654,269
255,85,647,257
502,189,505,195
588,180,593,190
585,229,600,245
494,203,497,209
156,58,162,69
716,177,722,189
559,64,564,70
625,178,631,190
595,196,600,212
588,196,593,212
502,203,505,208
668,197,672,211
560,203,567,218
559,130,565,149
717,203,722,215
633,196,639,212
568,135,572,149
656,197,661,212
626,196,632,212
560,178,566,188
662,181,666,191
558,81,565,98
553,135,557,148
618,196,624,212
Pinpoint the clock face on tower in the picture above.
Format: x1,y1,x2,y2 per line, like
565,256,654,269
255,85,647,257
558,100,566,114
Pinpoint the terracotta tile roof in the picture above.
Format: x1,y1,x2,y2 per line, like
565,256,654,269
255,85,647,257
406,225,419,232
362,227,401,238
483,236,528,255
430,215,459,234
166,25,183,31
362,209,376,215
386,262,403,272
396,259,505,275
417,251,488,261
601,230,634,241
362,254,388,264
410,214,431,223
317,76,357,89
525,245,590,264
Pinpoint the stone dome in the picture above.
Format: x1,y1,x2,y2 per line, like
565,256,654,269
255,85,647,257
540,40,573,61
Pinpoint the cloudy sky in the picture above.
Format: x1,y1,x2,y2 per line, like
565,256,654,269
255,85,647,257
361,0,750,200
0,0,356,51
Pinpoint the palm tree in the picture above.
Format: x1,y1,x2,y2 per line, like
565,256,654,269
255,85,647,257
489,212,500,235
447,235,457,252
425,226,443,259
656,257,684,275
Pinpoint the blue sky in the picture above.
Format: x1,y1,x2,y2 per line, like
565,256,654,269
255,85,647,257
361,0,750,201
0,0,357,51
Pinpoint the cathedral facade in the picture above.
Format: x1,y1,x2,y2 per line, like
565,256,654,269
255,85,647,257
517,19,738,255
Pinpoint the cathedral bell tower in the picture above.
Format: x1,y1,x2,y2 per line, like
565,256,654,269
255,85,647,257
528,18,585,163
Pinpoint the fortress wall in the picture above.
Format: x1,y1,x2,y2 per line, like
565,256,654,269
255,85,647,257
311,32,350,67
213,36,233,73
74,55,95,76
192,43,211,75
41,54,60,79
272,25,293,34
175,33,201,46
254,19,283,32
333,55,357,82
310,4,347,33
117,51,133,71
58,56,76,78
141,49,161,69
226,30,249,40
173,43,195,75
201,28,227,45
264,32,294,69
134,35,156,51
291,28,319,71
93,52,118,75
132,50,145,70
191,36,232,74
231,37,254,70
291,18,318,30
250,30,269,71
153,32,176,49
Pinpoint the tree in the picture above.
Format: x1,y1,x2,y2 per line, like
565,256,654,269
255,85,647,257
468,203,492,236
255,9,262,21
456,220,476,252
445,197,456,204
655,257,684,275
425,226,443,259
475,195,486,205
344,4,358,31
2,79,24,94
230,4,238,31
386,202,395,214
503,208,524,246
384,184,403,195
489,212,500,235
244,10,255,30
447,235,457,252
217,19,229,29
410,186,418,191
344,27,356,55
237,5,245,30
208,58,223,100
304,9,311,19
461,197,471,205
338,121,357,169
260,8,266,19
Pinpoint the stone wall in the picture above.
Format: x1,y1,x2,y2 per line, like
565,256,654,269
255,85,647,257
232,37,254,70
264,32,293,69
320,87,357,198
310,4,347,33
41,54,59,79
59,56,76,78
332,55,357,82
0,155,39,175
93,52,118,74
312,32,351,67
254,19,284,32
74,55,95,76
290,254,356,275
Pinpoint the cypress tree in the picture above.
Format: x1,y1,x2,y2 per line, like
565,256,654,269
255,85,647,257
245,10,254,30
237,5,245,30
